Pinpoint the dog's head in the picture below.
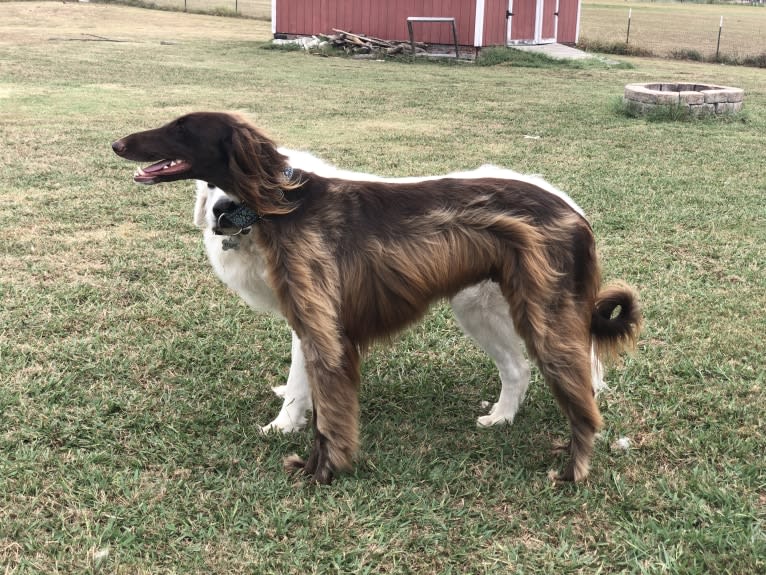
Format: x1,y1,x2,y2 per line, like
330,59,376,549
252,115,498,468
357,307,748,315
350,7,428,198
112,112,298,216
194,180,248,236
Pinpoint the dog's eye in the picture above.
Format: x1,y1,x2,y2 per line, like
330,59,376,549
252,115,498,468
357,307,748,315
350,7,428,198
175,118,187,133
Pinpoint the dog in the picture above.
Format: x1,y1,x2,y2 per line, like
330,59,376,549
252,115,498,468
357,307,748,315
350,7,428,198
194,152,609,435
196,181,534,434
113,112,642,484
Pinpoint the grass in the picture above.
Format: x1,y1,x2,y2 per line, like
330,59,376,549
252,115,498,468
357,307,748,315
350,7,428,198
581,0,766,62
474,46,630,69
95,0,271,19
1,2,765,573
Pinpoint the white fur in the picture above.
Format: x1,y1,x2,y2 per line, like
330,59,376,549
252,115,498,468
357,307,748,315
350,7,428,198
194,150,604,433
195,183,311,432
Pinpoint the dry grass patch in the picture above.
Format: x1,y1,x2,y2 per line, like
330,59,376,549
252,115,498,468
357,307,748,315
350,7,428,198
0,1,270,45
581,0,766,60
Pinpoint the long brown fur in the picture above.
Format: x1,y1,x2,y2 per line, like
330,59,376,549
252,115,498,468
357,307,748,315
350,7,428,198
113,112,643,484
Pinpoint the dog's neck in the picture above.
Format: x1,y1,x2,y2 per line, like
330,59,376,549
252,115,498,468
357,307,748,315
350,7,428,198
219,166,295,250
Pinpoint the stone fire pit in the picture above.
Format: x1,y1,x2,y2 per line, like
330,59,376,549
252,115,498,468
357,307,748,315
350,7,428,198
624,82,744,116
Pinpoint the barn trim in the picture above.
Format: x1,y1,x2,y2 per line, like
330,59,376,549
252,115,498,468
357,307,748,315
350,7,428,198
474,0,486,47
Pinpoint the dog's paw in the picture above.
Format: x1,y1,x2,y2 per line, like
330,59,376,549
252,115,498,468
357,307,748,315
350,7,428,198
476,413,513,428
548,440,590,482
284,453,307,472
310,458,335,485
282,451,334,485
261,412,308,434
548,460,589,483
476,401,514,428
261,399,311,434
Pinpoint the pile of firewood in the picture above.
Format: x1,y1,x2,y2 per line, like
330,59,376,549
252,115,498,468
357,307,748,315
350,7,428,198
319,29,426,56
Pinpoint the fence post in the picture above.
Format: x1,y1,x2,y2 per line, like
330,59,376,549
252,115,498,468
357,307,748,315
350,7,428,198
716,16,723,60
626,8,632,45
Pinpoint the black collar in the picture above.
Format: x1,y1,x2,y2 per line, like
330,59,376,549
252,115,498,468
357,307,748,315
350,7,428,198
218,203,261,231
218,166,294,249
216,166,295,233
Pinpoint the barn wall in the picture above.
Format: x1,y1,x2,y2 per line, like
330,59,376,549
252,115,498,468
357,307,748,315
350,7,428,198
541,0,557,39
556,0,580,44
509,0,536,42
481,0,508,46
274,0,581,47
275,0,478,46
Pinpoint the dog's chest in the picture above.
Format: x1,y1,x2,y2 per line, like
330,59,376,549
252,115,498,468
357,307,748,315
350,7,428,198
203,231,282,315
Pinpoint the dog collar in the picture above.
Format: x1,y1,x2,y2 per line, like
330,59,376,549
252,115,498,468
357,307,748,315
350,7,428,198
218,203,261,231
217,166,295,249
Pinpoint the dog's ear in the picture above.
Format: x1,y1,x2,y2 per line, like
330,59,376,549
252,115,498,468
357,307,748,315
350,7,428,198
227,122,296,216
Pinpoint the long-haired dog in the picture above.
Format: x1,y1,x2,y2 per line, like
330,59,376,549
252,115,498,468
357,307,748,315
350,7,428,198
113,112,641,484
196,181,535,434
195,163,607,435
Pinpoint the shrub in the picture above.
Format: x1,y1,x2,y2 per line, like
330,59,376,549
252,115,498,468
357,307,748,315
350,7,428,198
741,52,766,68
577,38,654,57
670,48,705,62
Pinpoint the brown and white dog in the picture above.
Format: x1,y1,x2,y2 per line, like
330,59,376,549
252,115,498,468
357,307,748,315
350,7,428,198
194,170,607,435
196,180,550,434
113,112,642,484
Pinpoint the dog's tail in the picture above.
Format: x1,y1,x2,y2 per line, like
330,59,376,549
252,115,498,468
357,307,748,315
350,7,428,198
591,282,642,362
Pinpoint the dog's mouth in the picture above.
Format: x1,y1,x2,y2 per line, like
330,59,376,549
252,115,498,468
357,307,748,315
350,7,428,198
133,159,191,184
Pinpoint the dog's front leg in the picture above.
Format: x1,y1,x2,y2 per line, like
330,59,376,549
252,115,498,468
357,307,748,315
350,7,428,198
262,330,312,433
284,334,361,484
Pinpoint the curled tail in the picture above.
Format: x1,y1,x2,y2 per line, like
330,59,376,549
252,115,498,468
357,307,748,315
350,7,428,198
591,282,642,362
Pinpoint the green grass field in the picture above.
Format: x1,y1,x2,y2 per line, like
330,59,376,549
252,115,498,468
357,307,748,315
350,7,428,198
1,2,765,573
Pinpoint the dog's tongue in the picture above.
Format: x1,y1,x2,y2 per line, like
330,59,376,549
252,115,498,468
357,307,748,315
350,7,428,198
134,159,190,183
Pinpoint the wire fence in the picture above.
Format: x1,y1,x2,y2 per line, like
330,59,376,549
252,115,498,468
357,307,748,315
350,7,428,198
580,3,766,62
138,0,270,19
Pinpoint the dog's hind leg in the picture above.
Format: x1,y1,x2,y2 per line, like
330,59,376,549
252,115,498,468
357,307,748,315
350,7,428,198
262,330,312,433
450,283,530,428
532,311,602,482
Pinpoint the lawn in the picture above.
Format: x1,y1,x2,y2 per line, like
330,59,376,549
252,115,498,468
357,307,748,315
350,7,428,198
581,0,766,59
139,0,271,19
1,2,764,573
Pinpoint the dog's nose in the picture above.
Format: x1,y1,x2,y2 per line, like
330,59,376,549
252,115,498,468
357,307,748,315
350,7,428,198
111,140,126,155
212,198,238,220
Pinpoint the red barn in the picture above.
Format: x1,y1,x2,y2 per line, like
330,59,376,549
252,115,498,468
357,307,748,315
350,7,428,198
271,0,582,48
